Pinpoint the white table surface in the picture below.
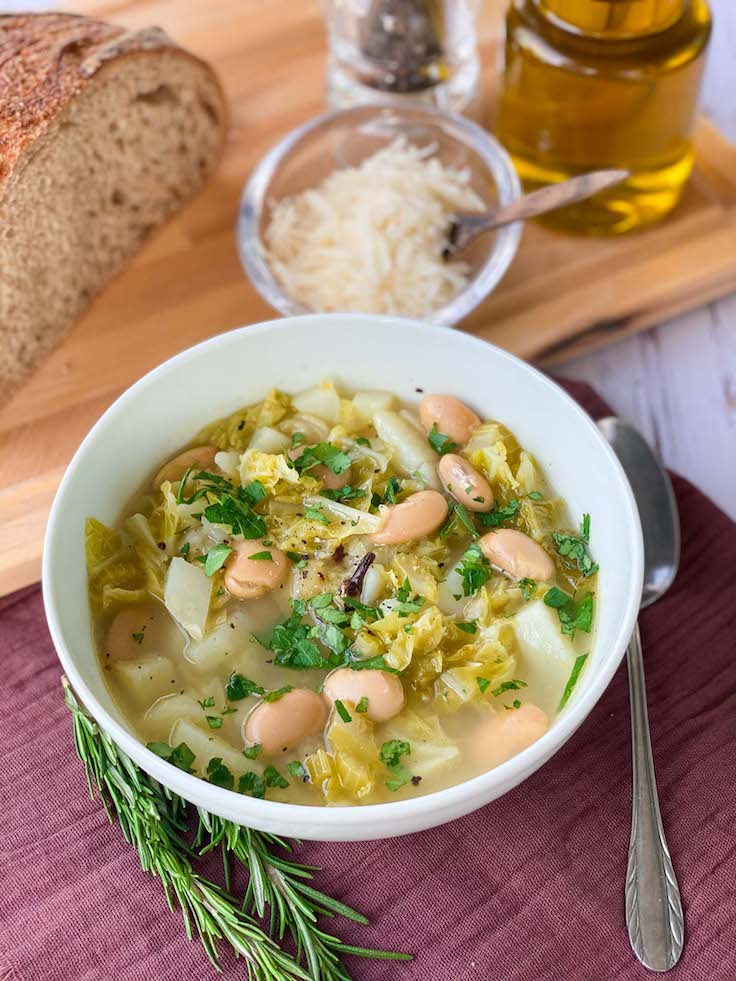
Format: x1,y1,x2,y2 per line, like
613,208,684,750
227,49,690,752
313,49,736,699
5,0,734,517
554,1,736,520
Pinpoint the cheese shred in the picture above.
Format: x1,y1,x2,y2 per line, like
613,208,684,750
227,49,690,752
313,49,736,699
263,139,484,319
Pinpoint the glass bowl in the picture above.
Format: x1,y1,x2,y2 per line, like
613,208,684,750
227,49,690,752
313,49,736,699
237,104,522,326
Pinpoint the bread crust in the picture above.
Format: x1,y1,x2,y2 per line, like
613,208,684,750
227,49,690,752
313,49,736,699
0,13,226,410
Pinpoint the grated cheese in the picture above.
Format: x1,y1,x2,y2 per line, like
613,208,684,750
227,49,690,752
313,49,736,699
263,138,485,319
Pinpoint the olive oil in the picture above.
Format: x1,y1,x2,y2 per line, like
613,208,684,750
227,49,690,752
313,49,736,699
497,0,712,234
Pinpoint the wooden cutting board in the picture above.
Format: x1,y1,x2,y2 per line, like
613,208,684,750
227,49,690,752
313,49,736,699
1,0,736,599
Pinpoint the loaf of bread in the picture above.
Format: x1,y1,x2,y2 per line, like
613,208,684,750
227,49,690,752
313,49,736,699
0,13,226,408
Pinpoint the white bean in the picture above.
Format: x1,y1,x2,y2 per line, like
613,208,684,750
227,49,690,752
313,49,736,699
243,689,328,755
419,395,480,446
438,454,493,512
153,446,218,487
479,529,555,581
371,490,448,545
322,668,404,722
224,539,290,600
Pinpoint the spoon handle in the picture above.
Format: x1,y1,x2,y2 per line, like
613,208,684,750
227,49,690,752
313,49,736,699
625,622,684,971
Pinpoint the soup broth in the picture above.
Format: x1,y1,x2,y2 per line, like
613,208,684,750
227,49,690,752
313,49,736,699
87,382,598,806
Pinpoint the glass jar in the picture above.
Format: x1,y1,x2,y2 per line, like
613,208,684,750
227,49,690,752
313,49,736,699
323,0,483,119
496,0,712,234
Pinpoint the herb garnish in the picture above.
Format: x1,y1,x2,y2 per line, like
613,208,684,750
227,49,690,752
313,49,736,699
553,514,598,578
226,673,265,701
427,423,457,456
238,771,266,799
243,743,262,760
146,740,195,772
379,739,413,791
287,761,309,779
289,442,351,476
263,766,290,789
476,677,491,695
334,699,352,723
304,505,331,526
131,631,144,645
262,685,294,703
456,620,478,634
476,498,521,529
355,696,369,714
197,696,216,710
395,578,425,616
457,544,492,596
558,653,589,711
518,578,537,600
247,550,273,561
491,679,528,697
439,500,477,539
206,716,223,729
544,587,594,637
194,542,233,576
206,757,234,790
320,485,366,502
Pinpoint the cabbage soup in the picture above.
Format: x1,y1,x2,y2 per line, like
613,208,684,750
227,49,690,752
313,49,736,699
86,382,598,806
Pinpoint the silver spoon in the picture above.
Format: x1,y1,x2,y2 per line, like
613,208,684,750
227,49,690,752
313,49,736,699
598,417,683,972
443,168,630,257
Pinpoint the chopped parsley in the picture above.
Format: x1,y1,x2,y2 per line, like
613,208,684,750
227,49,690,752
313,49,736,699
194,542,233,576
334,699,352,723
395,578,425,616
197,696,216,710
206,716,223,729
146,740,195,772
380,739,412,792
239,771,266,798
289,442,351,476
558,654,589,711
457,544,492,596
180,542,190,558
206,757,234,790
439,500,477,539
225,673,265,701
290,432,305,449
553,514,598,578
262,685,294,703
287,760,309,780
320,485,366,502
355,696,369,714
427,423,458,456
263,766,289,789
243,743,262,760
476,677,491,695
518,578,537,600
544,587,594,637
491,679,528,698
240,480,267,507
131,631,144,645
203,492,266,540
476,498,521,529
247,550,273,561
355,437,371,447
528,491,544,500
456,620,478,635
304,505,331,526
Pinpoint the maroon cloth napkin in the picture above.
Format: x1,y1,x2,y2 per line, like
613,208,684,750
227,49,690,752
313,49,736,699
2,380,735,981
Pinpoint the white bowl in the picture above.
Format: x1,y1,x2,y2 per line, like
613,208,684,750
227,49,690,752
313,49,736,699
43,315,643,841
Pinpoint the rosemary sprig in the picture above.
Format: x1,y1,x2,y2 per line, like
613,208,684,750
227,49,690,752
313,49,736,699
196,814,410,980
62,677,410,979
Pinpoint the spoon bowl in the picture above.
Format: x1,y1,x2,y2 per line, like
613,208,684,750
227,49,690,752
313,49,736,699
597,418,680,608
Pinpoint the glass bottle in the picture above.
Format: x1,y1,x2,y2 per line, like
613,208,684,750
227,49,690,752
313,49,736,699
496,0,712,234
